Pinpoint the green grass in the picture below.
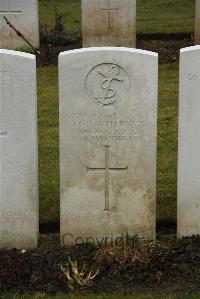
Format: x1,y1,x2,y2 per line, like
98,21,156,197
37,67,59,223
157,64,178,220
137,0,195,34
2,293,200,299
38,0,195,34
39,0,81,34
37,63,179,223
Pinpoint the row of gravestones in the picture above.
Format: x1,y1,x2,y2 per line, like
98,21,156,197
1,0,200,49
0,45,200,250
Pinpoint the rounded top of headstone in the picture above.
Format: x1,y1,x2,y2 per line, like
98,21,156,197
0,49,35,59
59,47,158,58
180,45,200,53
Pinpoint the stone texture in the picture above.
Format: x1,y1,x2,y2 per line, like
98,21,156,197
59,47,158,246
178,45,200,238
0,0,39,49
82,0,136,47
195,0,200,44
0,50,38,249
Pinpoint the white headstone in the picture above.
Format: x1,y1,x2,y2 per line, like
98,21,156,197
0,50,38,249
82,0,136,47
59,47,158,246
178,45,200,238
0,0,39,49
195,0,200,44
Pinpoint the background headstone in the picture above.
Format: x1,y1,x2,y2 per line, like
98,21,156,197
82,0,136,47
178,46,200,238
0,0,39,49
59,47,158,246
0,50,38,249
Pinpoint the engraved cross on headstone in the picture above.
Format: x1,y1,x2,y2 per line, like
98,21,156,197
99,0,119,32
0,0,22,16
87,145,128,212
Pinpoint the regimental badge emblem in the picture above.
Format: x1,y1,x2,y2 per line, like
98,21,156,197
85,63,130,108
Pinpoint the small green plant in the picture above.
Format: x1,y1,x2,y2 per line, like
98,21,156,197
60,257,99,290
15,45,34,54
40,5,80,46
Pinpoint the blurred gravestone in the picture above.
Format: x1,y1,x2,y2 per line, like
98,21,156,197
0,0,39,49
178,46,200,238
0,50,38,249
82,0,136,47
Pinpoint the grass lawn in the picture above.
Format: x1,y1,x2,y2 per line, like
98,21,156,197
137,0,195,34
37,66,59,224
37,63,178,223
157,64,178,220
2,293,200,299
38,0,195,34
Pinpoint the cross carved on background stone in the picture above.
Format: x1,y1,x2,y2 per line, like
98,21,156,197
99,0,119,32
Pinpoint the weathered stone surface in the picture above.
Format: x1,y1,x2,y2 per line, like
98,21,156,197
0,50,38,249
178,46,200,238
0,0,39,49
195,0,200,44
59,47,158,246
82,0,136,47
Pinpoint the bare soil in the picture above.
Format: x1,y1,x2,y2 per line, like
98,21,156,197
1,228,200,294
